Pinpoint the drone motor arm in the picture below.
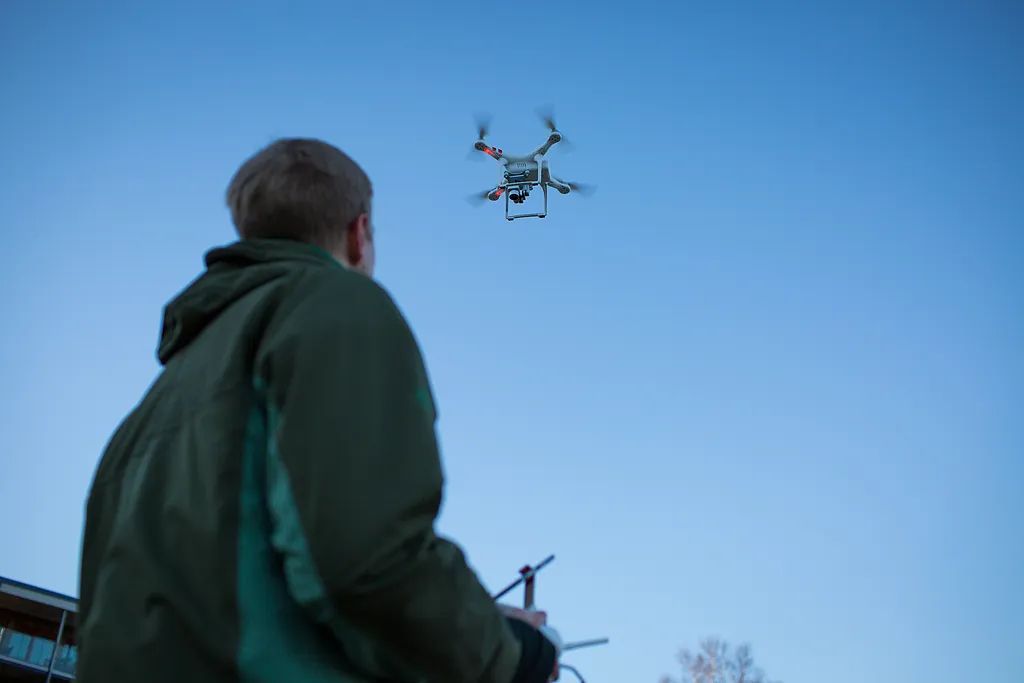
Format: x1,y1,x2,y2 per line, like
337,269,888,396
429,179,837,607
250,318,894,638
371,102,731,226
474,140,505,161
528,132,562,158
546,176,571,195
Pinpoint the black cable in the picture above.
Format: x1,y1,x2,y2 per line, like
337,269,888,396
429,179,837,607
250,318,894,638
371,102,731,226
560,663,585,683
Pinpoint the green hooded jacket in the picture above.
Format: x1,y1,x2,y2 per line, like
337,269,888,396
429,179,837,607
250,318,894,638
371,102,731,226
78,239,554,683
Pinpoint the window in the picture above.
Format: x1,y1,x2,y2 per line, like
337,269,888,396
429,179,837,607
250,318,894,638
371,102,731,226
0,628,32,661
26,636,54,668
54,643,77,675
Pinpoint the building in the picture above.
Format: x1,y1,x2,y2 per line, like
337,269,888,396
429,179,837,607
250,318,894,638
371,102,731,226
0,577,77,681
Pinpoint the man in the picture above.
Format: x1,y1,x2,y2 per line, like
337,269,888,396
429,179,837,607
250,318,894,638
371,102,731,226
78,138,559,682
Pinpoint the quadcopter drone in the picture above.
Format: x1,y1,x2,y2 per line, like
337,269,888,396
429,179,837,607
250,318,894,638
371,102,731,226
468,110,594,221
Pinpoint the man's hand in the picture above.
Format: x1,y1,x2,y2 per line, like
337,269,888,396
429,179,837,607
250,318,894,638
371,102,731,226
498,604,547,629
497,605,560,681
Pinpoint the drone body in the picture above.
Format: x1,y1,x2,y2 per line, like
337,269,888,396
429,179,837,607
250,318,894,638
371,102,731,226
470,111,592,220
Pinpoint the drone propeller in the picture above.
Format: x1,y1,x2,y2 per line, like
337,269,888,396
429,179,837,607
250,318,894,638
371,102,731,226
474,112,492,142
536,105,559,134
566,181,595,197
468,113,496,161
466,187,501,205
557,137,576,153
536,105,574,152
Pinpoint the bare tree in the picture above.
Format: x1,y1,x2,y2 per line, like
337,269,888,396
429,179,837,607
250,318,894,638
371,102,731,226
660,637,780,683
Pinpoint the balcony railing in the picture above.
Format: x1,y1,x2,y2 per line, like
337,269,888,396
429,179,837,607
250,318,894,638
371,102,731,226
0,625,76,678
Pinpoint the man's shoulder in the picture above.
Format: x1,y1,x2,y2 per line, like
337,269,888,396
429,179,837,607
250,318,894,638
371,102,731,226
256,266,429,394
275,264,410,335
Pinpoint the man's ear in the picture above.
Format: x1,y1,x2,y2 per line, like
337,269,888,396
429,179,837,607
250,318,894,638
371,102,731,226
345,212,371,267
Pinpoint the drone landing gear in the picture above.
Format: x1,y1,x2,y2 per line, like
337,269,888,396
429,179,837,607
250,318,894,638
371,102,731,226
505,180,548,221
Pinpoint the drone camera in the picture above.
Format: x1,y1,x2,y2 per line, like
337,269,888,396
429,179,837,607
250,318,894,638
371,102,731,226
509,185,530,204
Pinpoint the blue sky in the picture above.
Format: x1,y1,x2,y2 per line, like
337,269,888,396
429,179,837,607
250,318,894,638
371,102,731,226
1,2,1021,681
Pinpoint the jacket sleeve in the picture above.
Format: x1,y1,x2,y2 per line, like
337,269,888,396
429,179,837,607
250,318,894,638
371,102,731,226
255,274,548,683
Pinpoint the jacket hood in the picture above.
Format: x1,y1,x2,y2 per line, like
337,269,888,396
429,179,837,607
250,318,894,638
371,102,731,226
157,239,338,364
